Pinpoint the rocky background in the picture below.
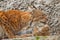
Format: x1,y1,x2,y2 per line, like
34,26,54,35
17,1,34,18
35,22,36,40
0,0,60,39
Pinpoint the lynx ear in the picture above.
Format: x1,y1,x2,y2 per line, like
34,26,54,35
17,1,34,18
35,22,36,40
40,24,50,32
33,25,50,36
39,24,50,36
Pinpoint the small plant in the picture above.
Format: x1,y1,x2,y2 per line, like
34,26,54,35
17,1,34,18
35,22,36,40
35,36,48,40
36,36,40,40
